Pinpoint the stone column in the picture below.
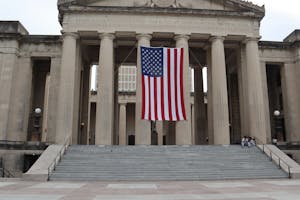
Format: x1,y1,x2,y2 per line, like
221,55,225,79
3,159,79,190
281,63,300,141
237,46,250,137
175,34,192,145
79,64,90,144
135,34,152,145
156,121,164,145
95,33,115,145
119,103,127,145
55,32,79,144
244,38,269,144
194,67,207,144
0,39,19,141
41,74,50,142
206,48,214,144
260,61,271,143
210,36,230,145
6,56,31,142
47,57,61,143
191,104,195,144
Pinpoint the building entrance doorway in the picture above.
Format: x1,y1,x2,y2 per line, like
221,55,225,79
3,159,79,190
266,64,286,142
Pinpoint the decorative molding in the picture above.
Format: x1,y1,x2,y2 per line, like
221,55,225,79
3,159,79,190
152,0,177,8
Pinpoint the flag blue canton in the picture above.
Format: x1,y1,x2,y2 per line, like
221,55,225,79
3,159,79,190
141,47,164,77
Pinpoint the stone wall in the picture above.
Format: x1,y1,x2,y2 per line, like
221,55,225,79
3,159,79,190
0,149,44,177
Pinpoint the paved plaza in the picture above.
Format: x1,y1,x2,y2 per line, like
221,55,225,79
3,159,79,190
0,179,300,200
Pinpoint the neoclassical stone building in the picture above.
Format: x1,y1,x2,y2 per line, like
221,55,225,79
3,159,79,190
1,0,300,174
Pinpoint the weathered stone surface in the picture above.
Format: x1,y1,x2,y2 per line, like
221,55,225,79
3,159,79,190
284,30,300,43
0,21,28,35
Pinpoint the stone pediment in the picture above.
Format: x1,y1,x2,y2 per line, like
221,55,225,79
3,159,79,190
58,0,264,13
58,0,265,22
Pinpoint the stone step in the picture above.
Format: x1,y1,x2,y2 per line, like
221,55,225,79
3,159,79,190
50,145,288,181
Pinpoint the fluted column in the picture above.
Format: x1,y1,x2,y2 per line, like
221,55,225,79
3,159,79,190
47,57,61,143
119,103,127,145
206,48,214,144
210,36,230,145
175,35,192,145
156,121,164,145
194,67,207,144
55,32,79,144
245,38,269,144
95,33,115,145
135,34,152,145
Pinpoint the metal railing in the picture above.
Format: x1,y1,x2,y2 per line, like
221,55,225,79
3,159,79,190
261,144,291,178
0,158,3,177
0,157,14,178
47,136,71,180
3,168,14,178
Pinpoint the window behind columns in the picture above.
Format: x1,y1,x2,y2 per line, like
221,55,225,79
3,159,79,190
118,65,136,92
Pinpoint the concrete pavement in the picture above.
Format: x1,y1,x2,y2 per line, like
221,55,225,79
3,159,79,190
0,179,300,200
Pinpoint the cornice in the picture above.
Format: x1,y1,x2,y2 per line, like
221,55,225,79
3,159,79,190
57,0,265,23
226,0,265,13
60,5,264,18
258,41,292,50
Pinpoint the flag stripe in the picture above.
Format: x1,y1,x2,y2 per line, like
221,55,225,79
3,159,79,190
174,48,180,120
167,49,172,121
141,74,145,119
180,48,186,120
144,76,149,120
177,49,184,120
163,49,169,120
157,78,162,121
160,75,165,121
148,77,152,120
171,49,177,121
154,78,158,120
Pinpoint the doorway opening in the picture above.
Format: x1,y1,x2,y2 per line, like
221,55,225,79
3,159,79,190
27,59,51,142
266,64,286,142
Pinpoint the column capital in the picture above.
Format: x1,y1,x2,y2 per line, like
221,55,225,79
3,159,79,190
99,33,115,40
119,102,127,106
61,31,79,39
209,36,225,42
174,34,190,41
136,34,152,41
243,37,261,43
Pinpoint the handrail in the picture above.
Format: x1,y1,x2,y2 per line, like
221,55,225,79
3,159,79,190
261,144,291,178
47,136,72,180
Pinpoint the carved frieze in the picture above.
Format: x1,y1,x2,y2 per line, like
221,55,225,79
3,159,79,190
152,0,177,8
133,0,151,7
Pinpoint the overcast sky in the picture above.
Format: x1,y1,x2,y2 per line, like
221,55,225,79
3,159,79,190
0,0,299,41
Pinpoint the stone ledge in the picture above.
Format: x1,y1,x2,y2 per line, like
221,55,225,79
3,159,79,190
0,21,28,35
23,145,63,181
258,145,300,179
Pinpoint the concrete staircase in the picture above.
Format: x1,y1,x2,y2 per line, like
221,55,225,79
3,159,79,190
50,145,288,181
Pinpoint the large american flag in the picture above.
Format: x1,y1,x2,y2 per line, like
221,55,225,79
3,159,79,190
141,46,186,121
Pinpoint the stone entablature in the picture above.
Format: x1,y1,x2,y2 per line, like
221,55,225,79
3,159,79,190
58,1,264,40
58,1,265,26
58,0,264,13
62,13,260,38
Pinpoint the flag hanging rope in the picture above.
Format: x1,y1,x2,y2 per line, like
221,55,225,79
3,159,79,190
189,48,205,69
115,43,137,76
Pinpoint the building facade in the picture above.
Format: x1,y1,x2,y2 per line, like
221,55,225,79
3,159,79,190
0,0,300,155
